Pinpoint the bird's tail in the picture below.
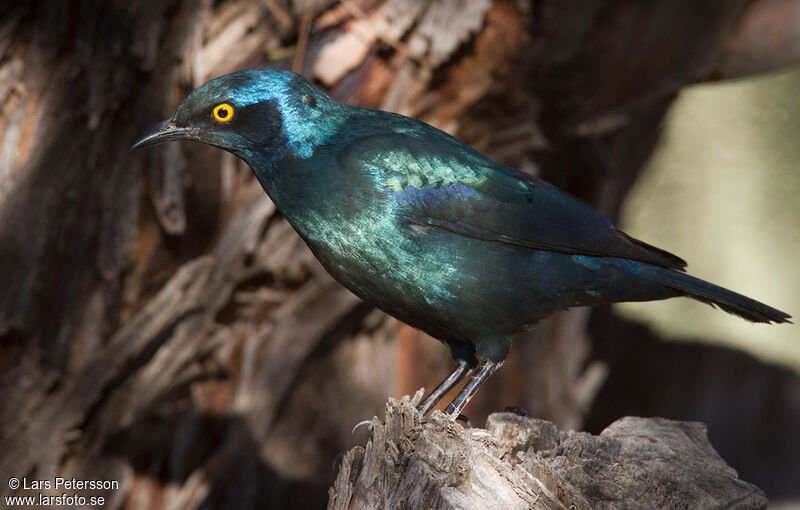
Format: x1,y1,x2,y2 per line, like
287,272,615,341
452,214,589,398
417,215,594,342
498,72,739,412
643,267,791,324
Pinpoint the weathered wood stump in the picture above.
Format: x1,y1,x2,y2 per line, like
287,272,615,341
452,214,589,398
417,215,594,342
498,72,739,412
329,396,767,510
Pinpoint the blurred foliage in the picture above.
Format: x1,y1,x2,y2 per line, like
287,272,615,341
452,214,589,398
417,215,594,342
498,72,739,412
617,64,800,373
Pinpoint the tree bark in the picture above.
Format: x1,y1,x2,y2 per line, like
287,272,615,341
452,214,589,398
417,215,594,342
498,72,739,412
329,398,767,510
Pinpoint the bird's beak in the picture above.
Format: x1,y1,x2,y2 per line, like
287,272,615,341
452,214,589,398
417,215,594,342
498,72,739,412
130,119,195,151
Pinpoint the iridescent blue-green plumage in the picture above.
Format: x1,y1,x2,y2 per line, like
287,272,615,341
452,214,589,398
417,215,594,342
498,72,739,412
132,69,790,387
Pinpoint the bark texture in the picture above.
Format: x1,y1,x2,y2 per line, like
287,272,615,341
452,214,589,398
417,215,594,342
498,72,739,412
329,398,768,510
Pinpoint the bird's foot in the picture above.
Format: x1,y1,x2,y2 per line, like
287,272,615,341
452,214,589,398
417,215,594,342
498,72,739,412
416,362,473,417
443,360,504,418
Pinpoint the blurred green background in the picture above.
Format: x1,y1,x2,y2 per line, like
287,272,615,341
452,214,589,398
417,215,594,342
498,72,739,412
617,65,800,373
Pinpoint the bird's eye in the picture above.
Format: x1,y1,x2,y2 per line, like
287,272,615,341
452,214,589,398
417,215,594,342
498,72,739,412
213,103,234,122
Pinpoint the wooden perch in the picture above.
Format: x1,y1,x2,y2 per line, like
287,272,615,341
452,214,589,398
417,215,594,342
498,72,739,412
329,396,767,510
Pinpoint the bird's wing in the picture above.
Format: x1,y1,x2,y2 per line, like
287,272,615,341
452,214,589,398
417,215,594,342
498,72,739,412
339,130,686,270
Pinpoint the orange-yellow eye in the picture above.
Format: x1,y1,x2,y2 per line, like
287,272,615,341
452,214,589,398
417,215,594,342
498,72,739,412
213,103,234,122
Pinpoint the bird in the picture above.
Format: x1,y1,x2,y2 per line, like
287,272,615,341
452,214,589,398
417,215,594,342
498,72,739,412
131,69,791,419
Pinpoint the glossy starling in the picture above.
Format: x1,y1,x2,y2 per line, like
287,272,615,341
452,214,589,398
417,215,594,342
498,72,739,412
132,69,790,418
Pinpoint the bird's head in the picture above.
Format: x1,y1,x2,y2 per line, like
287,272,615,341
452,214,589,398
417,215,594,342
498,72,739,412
131,69,340,162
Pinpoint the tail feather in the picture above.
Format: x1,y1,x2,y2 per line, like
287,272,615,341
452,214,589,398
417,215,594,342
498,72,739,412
645,268,791,324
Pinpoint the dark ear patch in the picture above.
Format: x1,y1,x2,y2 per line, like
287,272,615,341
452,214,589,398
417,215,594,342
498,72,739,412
234,98,285,147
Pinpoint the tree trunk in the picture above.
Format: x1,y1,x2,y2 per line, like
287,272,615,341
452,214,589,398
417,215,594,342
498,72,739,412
329,398,767,510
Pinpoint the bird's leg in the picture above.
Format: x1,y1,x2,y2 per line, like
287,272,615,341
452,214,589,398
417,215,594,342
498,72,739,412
416,362,473,417
443,360,504,418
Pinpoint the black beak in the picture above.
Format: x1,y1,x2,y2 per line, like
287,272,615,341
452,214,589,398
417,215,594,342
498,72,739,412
130,120,195,151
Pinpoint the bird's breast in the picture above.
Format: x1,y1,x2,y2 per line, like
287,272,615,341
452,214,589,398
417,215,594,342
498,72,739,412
287,201,461,318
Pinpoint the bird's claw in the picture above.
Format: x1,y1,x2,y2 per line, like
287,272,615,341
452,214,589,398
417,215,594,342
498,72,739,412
456,413,473,428
351,419,373,435
504,406,528,416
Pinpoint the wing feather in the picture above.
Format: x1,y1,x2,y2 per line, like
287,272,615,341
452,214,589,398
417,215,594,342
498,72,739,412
337,129,686,271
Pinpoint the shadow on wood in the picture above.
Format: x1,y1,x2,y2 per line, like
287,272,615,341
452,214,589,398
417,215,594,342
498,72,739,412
329,395,767,510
